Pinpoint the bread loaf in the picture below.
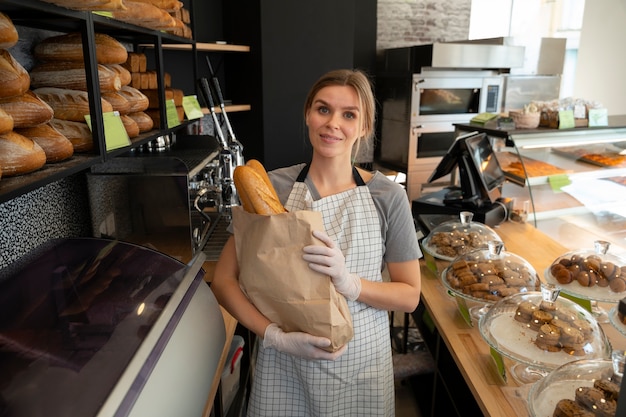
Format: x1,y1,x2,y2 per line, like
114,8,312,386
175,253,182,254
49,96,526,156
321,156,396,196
120,114,139,138
0,12,18,49
0,90,54,128
144,106,184,127
34,87,113,122
132,0,183,12
30,61,122,92
0,131,47,176
142,88,174,109
0,107,13,134
34,32,128,65
111,1,177,30
16,123,74,163
127,111,153,132
234,162,286,215
118,86,149,112
122,52,147,73
39,0,127,11
106,64,131,86
0,49,30,99
102,91,131,115
49,118,93,152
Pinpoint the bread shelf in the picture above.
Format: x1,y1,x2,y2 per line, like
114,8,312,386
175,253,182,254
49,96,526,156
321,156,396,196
146,42,250,52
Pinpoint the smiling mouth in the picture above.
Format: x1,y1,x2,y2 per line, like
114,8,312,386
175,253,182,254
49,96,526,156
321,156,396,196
320,134,341,142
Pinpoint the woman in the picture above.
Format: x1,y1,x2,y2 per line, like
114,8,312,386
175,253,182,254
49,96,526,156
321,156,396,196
211,69,421,416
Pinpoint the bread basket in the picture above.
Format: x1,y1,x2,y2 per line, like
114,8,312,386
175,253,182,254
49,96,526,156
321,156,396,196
509,109,540,129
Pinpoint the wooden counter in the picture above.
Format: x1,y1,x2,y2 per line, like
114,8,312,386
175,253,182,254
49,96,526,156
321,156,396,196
419,220,626,416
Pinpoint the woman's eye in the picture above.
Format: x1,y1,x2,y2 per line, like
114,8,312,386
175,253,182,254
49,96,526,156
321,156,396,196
318,106,329,114
344,111,356,119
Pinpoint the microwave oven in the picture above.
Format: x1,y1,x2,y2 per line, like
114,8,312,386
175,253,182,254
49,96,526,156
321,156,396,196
410,70,504,123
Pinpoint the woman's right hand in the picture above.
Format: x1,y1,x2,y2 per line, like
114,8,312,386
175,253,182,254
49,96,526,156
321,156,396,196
263,323,347,360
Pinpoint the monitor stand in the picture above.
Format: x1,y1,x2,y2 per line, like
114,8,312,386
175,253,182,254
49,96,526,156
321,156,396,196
412,188,507,230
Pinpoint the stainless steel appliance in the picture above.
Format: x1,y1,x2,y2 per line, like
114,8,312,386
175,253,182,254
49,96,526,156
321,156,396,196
0,238,225,417
377,41,525,201
87,135,232,262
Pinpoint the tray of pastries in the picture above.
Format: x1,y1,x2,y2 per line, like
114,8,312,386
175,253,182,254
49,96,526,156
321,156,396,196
478,289,612,373
496,151,569,185
544,240,626,303
552,144,626,168
441,240,540,304
528,358,622,417
421,211,503,262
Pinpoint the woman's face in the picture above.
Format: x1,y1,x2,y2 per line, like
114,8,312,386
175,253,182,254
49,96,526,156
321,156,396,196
305,85,365,160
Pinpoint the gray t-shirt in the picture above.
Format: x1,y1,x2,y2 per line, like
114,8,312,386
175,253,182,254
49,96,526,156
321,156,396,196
268,163,422,265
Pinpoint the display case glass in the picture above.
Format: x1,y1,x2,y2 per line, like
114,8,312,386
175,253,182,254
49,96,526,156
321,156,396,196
454,117,626,258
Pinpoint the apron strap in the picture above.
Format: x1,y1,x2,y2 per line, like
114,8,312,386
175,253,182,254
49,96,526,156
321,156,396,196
295,164,366,186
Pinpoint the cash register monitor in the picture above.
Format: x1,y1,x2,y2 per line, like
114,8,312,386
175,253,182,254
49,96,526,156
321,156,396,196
428,131,505,207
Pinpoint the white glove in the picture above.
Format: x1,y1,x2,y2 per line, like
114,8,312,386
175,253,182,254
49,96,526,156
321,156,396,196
302,230,362,301
263,323,347,360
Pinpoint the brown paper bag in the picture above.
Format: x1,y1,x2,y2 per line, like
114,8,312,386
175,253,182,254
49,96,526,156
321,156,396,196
232,206,353,352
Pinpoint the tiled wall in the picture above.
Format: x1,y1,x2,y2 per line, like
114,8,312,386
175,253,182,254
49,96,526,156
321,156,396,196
0,174,91,271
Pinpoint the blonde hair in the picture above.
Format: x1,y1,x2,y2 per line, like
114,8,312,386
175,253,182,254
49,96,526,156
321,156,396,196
304,69,376,159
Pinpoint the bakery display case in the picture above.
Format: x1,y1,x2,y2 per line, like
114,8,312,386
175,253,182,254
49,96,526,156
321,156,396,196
454,117,626,257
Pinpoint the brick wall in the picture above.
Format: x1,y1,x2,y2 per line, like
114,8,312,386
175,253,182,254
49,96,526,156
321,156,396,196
376,0,472,53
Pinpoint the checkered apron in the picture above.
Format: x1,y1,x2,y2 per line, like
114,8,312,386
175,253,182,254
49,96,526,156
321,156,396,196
247,166,394,417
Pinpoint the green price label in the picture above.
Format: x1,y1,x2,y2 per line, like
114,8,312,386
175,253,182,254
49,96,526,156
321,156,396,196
85,112,130,151
588,108,608,127
558,110,575,129
490,346,507,382
166,99,181,128
559,292,592,312
454,295,473,327
548,174,571,192
182,95,204,120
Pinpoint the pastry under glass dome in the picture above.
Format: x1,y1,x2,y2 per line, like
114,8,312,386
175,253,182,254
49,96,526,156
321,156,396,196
421,211,503,262
544,240,626,323
441,240,540,320
527,358,622,417
478,285,612,384
544,240,626,304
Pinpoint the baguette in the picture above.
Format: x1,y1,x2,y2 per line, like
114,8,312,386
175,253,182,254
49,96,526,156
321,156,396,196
0,107,13,134
34,32,128,65
33,87,113,122
101,91,131,115
16,123,74,163
233,164,287,215
0,90,54,128
0,49,30,99
49,118,93,152
127,111,153,132
0,131,47,176
118,85,149,112
0,12,18,49
39,0,127,11
30,61,122,92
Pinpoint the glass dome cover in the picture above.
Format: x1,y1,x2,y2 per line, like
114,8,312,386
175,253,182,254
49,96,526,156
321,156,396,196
441,240,540,305
527,358,622,417
478,288,612,373
544,240,626,303
421,211,503,261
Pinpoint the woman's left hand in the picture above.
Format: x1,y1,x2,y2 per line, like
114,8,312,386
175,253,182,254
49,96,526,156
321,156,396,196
303,230,361,301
